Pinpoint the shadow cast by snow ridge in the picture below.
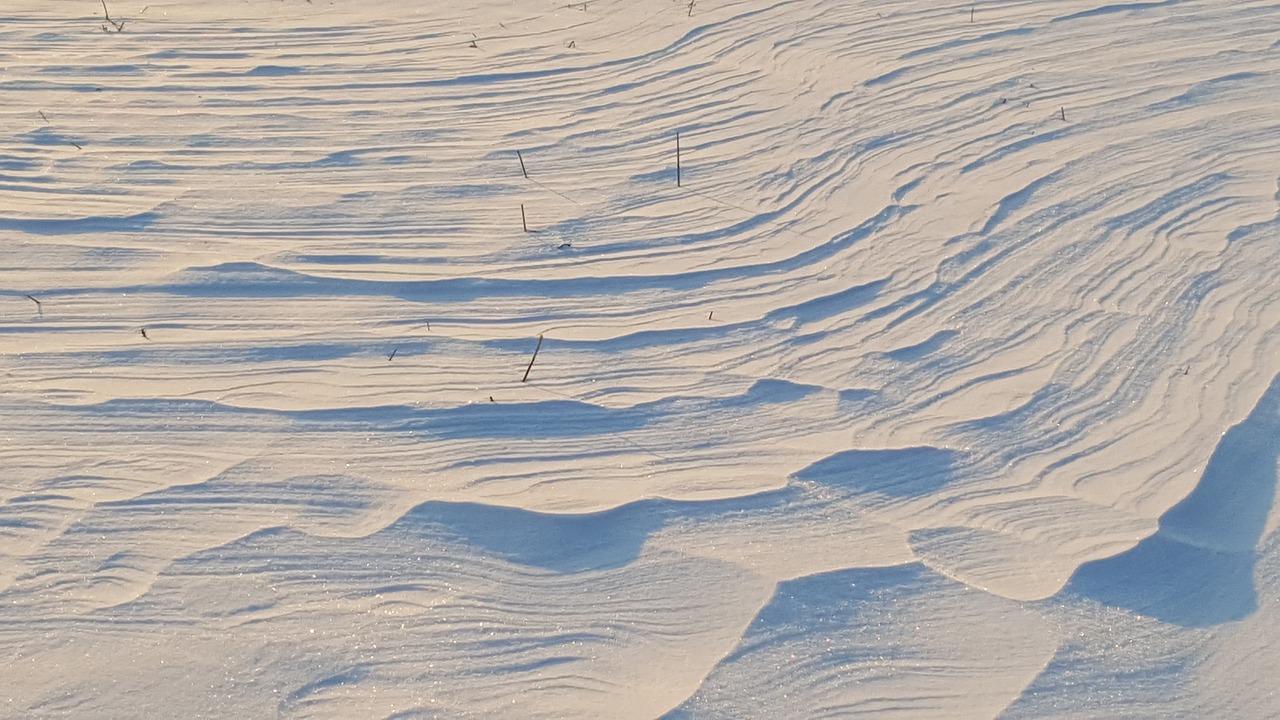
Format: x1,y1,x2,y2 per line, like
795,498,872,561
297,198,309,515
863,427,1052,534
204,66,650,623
663,562,1043,718
1065,370,1280,627
0,211,158,235
70,396,650,440
389,447,955,574
390,481,810,573
401,500,668,573
794,446,957,497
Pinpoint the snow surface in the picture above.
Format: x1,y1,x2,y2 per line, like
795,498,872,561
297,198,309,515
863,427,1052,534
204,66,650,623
2,0,1279,716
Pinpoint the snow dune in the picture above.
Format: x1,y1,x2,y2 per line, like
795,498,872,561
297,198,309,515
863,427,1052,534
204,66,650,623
2,0,1279,716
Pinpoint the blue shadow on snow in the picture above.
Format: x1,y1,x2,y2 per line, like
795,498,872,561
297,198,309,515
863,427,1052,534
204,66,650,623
794,446,957,497
0,211,157,235
402,500,667,573
1065,370,1280,627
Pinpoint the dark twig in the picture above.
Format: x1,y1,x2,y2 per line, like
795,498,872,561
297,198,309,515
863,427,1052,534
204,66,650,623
388,348,398,361
101,0,125,32
38,110,49,123
25,294,42,316
1060,106,1066,121
516,149,528,178
676,132,682,187
521,334,544,383
140,327,149,340
971,4,975,22
521,204,529,233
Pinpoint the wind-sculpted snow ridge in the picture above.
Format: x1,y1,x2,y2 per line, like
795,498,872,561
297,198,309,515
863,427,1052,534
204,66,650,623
2,0,1279,716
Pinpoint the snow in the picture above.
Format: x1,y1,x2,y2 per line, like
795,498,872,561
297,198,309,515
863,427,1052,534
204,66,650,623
2,0,1279,716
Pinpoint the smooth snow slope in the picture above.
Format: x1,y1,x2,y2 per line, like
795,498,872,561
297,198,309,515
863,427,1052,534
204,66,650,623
2,0,1279,717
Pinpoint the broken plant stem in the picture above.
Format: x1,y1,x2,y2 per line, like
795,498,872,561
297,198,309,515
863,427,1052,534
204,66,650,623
101,0,125,32
521,334,544,383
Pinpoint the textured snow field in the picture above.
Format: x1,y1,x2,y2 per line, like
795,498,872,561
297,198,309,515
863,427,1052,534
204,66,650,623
2,0,1279,716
